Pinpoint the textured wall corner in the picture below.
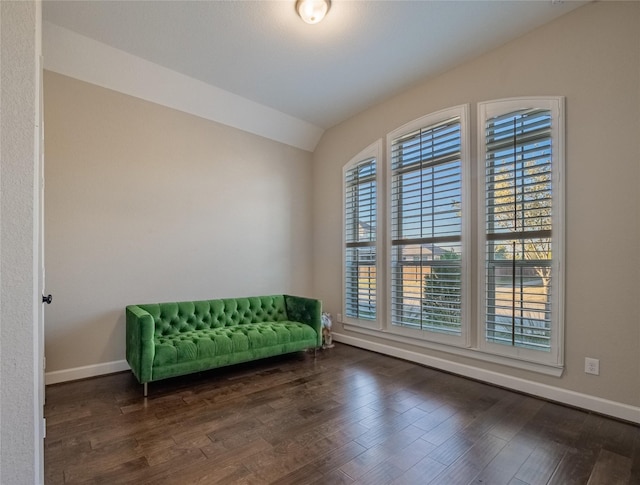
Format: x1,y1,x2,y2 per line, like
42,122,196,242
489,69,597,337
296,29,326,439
0,1,41,483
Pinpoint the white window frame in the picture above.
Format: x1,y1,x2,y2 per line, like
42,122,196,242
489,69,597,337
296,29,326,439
386,105,470,347
478,97,565,367
342,140,383,330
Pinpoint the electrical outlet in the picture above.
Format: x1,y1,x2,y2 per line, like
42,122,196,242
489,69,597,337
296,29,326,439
585,357,600,375
337,313,343,322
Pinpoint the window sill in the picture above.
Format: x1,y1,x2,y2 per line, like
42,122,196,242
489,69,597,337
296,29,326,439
342,322,564,377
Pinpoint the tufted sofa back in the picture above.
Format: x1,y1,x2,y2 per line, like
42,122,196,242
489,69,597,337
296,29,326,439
141,295,289,338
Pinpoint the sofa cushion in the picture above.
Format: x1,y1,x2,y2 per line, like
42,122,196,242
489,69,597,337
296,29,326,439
152,321,316,367
141,296,289,339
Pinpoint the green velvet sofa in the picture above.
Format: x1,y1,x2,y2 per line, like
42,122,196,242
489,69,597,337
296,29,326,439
126,294,322,396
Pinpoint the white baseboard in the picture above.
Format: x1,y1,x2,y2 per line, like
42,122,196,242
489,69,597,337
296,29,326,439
45,360,130,385
333,333,640,424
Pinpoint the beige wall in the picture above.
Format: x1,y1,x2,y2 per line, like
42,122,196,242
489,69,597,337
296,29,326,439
44,72,314,373
312,2,640,407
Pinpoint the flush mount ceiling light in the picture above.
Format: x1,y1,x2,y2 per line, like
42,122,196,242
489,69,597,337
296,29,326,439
296,0,331,24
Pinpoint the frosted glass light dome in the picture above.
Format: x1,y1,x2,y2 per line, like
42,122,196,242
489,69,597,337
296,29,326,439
296,0,331,24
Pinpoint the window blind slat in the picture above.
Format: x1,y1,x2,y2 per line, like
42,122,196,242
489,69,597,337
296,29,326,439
390,116,463,335
484,108,553,351
345,157,377,321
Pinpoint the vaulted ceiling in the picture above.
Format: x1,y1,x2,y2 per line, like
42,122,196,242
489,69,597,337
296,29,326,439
43,0,586,146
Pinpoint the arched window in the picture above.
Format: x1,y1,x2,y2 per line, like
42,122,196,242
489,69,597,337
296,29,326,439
479,97,565,366
343,140,382,328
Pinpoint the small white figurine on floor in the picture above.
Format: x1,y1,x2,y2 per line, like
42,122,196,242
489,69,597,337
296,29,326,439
321,312,334,349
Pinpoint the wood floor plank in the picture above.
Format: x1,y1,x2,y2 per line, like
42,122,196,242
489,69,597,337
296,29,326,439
459,392,526,442
469,436,536,485
43,343,639,484
354,418,420,449
525,401,588,444
420,408,478,446
631,426,640,484
508,478,529,485
310,469,355,484
165,463,250,485
430,433,508,484
586,448,632,485
60,437,142,482
310,439,367,475
271,463,324,485
488,395,546,442
243,447,310,483
355,461,404,484
594,414,638,459
514,440,567,485
338,441,399,480
92,456,152,484
547,412,611,485
135,452,229,485
391,456,448,485
427,433,475,466
385,437,437,471
547,446,598,485
200,436,272,464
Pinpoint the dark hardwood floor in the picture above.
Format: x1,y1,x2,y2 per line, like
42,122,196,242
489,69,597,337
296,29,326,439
44,343,639,484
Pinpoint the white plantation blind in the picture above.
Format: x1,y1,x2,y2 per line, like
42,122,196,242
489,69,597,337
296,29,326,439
390,116,463,335
344,157,377,321
484,108,553,350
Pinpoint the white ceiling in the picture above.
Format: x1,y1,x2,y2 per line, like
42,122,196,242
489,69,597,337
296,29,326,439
43,0,586,131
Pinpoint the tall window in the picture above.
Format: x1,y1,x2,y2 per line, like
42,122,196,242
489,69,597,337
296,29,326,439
388,106,469,344
479,98,564,364
343,141,381,327
341,100,563,372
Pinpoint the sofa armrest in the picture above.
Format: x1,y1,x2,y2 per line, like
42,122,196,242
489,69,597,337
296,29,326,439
126,305,155,383
284,295,322,347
